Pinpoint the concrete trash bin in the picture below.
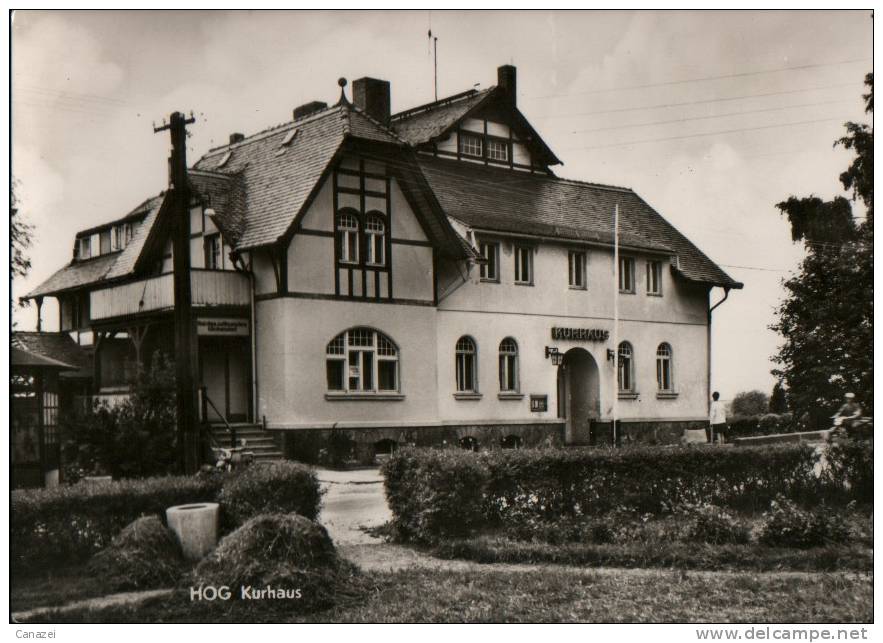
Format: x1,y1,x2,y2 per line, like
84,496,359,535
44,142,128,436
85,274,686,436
166,502,220,561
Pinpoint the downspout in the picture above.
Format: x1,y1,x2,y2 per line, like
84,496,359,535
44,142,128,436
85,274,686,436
707,286,731,414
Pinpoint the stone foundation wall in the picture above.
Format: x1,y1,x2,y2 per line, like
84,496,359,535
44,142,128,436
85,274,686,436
591,420,708,446
275,422,565,465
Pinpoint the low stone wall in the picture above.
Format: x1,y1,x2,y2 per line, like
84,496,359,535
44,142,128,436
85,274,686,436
275,422,565,465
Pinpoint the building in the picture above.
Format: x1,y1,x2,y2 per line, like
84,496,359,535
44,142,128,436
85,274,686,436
11,332,92,487
24,64,742,461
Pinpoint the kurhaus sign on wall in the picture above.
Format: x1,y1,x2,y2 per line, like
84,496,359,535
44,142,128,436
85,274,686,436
550,327,610,342
197,318,250,337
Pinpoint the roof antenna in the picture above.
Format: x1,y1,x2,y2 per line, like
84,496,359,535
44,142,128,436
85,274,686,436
336,77,349,106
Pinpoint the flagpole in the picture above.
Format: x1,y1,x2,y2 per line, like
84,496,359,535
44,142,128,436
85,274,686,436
613,202,619,447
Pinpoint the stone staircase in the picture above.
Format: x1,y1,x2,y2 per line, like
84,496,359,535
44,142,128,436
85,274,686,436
209,423,284,462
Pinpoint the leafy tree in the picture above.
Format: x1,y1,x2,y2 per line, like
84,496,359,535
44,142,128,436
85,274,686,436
10,178,33,279
771,73,873,428
731,390,770,417
769,382,788,414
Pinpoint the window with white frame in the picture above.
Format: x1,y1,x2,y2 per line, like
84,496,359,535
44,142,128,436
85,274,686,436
124,222,134,244
337,211,360,264
479,242,499,282
204,234,222,269
617,341,634,393
459,133,483,158
514,245,533,285
77,237,92,260
326,327,399,393
569,251,587,288
498,337,519,392
647,260,663,295
365,214,386,266
487,138,509,162
619,256,635,293
656,343,673,392
112,225,125,251
455,336,478,393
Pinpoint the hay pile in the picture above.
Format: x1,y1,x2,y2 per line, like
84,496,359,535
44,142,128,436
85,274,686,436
88,515,184,590
193,513,359,612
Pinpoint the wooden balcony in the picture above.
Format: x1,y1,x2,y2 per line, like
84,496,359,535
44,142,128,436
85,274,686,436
90,270,250,321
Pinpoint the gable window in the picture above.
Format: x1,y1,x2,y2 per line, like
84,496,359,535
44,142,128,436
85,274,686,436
459,133,483,158
487,138,509,162
77,237,92,260
337,211,360,264
479,242,499,282
365,214,386,266
569,251,587,289
455,336,478,393
647,260,663,295
514,245,533,285
498,337,519,392
326,327,399,393
204,234,222,270
619,256,635,293
656,343,673,392
617,341,634,393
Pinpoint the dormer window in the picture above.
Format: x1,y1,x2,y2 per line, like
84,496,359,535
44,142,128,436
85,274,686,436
77,237,91,260
459,133,483,158
487,138,509,162
112,225,124,251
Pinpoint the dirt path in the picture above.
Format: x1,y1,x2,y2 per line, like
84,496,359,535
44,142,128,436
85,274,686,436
12,589,173,623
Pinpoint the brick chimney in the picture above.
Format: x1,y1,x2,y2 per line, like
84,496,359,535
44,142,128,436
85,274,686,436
229,132,245,144
497,65,517,106
353,77,391,124
293,101,328,121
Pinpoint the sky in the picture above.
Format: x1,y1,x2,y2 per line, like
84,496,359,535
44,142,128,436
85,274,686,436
10,9,873,398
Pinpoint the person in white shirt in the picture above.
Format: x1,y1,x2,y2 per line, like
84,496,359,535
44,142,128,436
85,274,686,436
708,391,727,444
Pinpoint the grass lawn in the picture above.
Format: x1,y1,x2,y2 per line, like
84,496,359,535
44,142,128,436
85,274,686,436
20,566,872,623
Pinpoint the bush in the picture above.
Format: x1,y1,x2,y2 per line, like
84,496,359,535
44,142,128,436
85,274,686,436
193,513,357,612
11,474,224,573
218,462,322,527
61,352,178,479
682,503,750,545
759,497,851,549
382,444,834,543
381,447,489,542
823,439,873,503
731,390,770,417
88,515,183,591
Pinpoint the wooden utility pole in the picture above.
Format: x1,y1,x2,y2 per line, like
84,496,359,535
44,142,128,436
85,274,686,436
155,111,200,474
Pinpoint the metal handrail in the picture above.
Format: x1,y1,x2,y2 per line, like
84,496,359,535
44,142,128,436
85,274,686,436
199,386,238,448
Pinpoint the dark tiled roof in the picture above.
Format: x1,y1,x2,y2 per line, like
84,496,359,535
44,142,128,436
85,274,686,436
12,332,93,378
27,194,165,297
192,104,402,250
190,170,246,245
417,156,742,288
390,89,492,146
26,253,119,298
11,346,78,370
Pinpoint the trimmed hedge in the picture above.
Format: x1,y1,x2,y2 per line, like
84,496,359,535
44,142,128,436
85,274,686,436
12,475,224,573
12,463,325,573
218,461,322,527
382,442,871,543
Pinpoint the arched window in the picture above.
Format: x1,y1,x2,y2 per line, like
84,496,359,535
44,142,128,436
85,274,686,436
498,337,519,392
656,343,673,392
456,336,477,393
337,211,359,264
617,342,634,393
326,327,399,393
365,213,386,266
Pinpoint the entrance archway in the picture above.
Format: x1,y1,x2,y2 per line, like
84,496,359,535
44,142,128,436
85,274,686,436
557,347,600,445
